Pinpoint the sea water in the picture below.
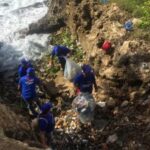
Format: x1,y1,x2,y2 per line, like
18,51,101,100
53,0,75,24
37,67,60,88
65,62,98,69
0,0,49,75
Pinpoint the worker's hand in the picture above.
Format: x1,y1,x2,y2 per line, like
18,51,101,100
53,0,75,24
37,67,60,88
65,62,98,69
66,53,70,58
48,62,52,67
48,62,54,68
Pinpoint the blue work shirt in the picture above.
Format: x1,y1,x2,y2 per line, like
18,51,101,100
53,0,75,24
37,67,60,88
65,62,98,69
39,113,55,133
51,46,70,63
19,75,40,101
74,72,96,93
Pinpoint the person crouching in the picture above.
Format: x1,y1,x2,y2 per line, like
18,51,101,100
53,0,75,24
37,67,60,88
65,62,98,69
31,102,55,149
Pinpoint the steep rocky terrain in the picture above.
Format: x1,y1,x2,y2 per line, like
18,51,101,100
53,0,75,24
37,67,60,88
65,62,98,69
0,0,150,149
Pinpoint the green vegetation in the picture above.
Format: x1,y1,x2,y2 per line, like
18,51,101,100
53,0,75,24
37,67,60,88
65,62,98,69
40,55,60,75
110,0,150,29
50,29,84,62
139,1,150,29
48,64,60,75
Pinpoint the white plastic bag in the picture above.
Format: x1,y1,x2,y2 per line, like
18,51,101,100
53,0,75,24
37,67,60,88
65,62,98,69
64,58,82,81
72,93,95,124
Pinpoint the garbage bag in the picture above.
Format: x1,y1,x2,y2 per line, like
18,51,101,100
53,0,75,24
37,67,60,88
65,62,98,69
72,93,95,124
124,20,133,31
99,0,108,4
64,58,82,81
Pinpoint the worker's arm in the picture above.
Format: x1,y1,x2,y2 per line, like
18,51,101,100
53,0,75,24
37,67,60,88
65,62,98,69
49,55,54,67
18,79,22,91
39,131,48,148
73,76,80,95
49,47,55,67
18,84,20,90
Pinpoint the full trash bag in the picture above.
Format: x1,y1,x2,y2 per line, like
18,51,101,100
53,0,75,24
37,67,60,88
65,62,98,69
64,58,82,81
72,93,95,124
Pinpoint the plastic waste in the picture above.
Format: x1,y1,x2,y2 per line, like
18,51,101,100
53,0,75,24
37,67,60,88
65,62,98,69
72,93,95,124
102,41,111,52
97,101,106,108
64,58,82,81
124,20,133,31
100,0,108,4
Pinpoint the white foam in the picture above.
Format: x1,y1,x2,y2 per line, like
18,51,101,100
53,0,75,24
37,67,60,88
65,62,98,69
0,0,49,73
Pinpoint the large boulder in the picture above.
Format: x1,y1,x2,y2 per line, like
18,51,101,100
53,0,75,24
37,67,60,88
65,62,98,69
28,0,67,34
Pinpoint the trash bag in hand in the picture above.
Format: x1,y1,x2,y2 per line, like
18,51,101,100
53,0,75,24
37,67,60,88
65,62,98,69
72,93,95,124
64,58,82,81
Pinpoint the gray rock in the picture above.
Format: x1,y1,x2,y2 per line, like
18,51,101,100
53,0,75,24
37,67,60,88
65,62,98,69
27,0,67,34
121,100,129,107
106,134,118,143
106,98,116,108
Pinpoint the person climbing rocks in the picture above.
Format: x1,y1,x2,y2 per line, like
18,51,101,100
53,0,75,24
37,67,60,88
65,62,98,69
73,64,98,94
31,102,55,149
18,58,32,78
18,67,41,116
49,45,71,71
97,38,112,53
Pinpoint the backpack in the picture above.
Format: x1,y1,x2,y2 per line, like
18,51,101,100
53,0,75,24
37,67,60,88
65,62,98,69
102,41,111,52
38,115,55,132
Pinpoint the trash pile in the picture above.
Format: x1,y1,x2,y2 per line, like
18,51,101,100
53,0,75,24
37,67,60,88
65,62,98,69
55,109,80,133
72,93,95,124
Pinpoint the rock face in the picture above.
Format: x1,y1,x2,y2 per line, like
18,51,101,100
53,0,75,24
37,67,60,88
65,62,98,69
28,0,67,34
47,1,150,149
0,104,41,150
0,138,40,150
1,0,150,149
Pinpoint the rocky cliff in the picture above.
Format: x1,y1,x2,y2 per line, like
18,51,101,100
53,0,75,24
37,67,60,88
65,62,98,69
28,0,67,34
0,0,150,149
43,0,150,149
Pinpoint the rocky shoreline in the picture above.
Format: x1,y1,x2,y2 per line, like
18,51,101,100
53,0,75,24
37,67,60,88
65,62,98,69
27,0,67,34
0,0,150,149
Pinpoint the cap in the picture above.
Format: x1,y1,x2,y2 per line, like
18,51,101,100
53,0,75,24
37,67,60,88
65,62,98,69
27,68,35,76
41,102,53,113
82,64,92,74
21,58,28,65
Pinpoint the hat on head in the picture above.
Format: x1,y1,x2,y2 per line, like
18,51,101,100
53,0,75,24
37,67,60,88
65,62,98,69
27,67,35,77
21,58,28,65
82,64,92,74
41,102,53,113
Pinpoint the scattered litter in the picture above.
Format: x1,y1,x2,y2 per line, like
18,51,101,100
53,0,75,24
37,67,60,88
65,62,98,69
106,134,118,143
72,93,95,124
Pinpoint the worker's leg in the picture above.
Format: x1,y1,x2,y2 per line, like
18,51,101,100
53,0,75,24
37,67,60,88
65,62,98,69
60,59,66,71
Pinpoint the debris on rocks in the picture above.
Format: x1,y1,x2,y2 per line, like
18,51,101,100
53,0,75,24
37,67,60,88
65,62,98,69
106,134,118,144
